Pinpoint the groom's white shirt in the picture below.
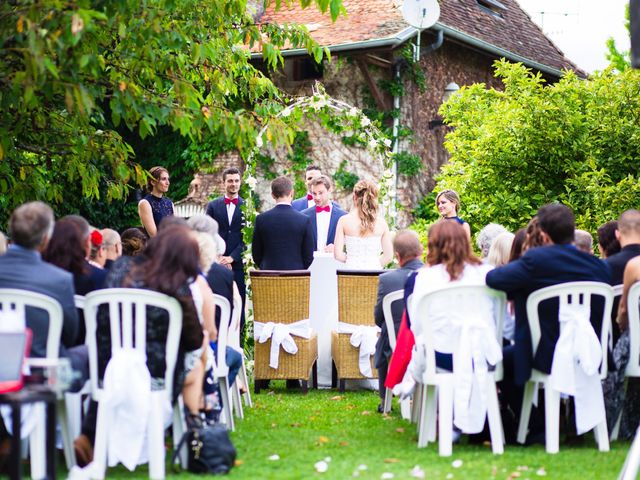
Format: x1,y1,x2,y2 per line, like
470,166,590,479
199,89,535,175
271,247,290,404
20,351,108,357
316,205,332,251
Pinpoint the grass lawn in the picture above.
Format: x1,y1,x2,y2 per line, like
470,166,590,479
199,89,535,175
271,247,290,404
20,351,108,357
91,383,630,479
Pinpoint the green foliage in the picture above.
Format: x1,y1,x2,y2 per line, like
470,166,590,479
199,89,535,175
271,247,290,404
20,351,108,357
333,160,360,191
395,151,423,176
0,0,343,225
606,4,631,71
428,61,640,234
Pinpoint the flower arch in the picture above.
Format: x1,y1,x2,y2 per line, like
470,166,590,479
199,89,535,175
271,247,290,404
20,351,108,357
241,83,396,271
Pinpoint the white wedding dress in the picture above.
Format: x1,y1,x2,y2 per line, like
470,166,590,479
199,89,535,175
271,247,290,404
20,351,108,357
344,235,382,270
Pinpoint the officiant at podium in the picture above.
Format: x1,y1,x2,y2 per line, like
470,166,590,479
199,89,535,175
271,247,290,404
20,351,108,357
302,175,346,253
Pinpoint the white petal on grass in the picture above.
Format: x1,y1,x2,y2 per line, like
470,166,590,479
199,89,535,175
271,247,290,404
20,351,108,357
324,457,332,463
536,468,547,476
315,460,329,473
410,465,425,478
358,464,368,471
268,454,280,461
446,474,454,479
381,473,394,479
452,459,463,468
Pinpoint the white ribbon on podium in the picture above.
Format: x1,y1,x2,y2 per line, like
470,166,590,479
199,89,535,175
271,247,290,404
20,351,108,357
549,302,605,434
254,319,312,369
336,322,381,377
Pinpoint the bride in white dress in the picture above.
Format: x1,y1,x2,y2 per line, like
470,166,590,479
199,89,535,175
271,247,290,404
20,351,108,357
334,179,393,269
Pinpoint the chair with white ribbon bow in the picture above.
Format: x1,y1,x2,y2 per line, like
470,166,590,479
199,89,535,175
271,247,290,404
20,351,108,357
409,284,506,456
517,281,613,454
331,270,382,392
250,271,318,393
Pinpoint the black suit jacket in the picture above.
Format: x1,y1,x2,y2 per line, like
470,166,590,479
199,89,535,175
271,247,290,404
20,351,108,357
373,258,424,368
252,204,315,270
206,196,245,270
0,247,78,359
301,203,347,248
205,262,235,330
486,244,611,385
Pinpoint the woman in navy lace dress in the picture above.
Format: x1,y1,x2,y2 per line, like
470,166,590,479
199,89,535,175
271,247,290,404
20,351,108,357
138,166,174,237
435,189,471,239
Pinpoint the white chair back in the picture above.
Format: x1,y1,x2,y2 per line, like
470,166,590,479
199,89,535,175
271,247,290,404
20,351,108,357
227,294,242,353
0,288,63,359
382,289,404,350
525,281,613,379
626,281,640,377
173,203,205,219
83,288,182,400
212,294,231,372
74,295,85,310
411,285,505,380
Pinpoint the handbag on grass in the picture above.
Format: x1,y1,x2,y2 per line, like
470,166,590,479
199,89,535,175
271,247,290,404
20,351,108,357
172,414,237,474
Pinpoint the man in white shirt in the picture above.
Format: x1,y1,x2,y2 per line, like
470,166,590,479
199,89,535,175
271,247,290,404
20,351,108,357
302,175,346,253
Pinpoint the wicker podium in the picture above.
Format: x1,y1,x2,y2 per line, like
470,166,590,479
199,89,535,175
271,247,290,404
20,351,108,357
331,270,382,392
251,270,318,393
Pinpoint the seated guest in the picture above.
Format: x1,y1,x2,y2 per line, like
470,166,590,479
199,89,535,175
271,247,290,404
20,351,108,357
476,223,508,260
609,255,640,438
43,219,103,345
121,227,148,256
574,229,594,254
101,228,122,270
62,215,107,289
0,202,87,390
74,225,208,465
373,230,423,411
508,228,527,262
487,232,516,342
597,220,621,259
486,204,611,426
88,228,107,268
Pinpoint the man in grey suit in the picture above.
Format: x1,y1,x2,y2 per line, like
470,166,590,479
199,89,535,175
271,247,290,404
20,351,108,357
373,230,424,410
0,201,87,391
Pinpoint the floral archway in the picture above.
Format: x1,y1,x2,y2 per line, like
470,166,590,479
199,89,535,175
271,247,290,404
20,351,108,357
241,83,396,272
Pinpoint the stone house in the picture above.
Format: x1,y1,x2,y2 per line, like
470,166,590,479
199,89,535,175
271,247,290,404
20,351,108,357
181,0,580,225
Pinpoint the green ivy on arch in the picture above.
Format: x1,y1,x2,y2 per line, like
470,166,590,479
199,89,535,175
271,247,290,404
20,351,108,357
241,83,396,274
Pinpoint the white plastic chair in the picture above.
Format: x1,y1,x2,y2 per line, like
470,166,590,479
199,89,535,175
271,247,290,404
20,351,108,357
610,284,624,441
516,281,613,454
228,293,251,416
410,285,506,456
65,295,90,443
0,288,76,475
212,294,234,431
381,289,404,414
84,288,182,480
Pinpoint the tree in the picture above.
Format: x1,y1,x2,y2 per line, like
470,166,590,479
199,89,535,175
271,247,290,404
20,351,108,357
606,4,631,72
422,61,640,234
0,0,343,224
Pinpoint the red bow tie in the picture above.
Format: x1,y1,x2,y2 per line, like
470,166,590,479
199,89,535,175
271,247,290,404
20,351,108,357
307,194,313,200
224,197,238,205
316,205,330,213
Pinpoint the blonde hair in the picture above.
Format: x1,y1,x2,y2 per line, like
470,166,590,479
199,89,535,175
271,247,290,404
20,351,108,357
194,231,217,274
353,179,379,235
487,232,515,267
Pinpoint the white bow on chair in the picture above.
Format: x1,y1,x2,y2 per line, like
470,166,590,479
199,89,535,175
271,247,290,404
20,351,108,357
450,313,502,433
254,319,311,369
336,323,381,377
549,302,605,434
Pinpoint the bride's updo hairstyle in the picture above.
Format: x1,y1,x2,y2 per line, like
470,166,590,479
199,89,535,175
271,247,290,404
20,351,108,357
353,179,379,235
427,220,480,280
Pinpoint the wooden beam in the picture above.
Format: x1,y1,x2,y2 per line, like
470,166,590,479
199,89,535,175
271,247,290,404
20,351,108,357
355,58,390,112
364,54,393,69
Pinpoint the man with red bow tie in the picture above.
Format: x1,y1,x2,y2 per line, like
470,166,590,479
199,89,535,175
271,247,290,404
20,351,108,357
292,165,322,211
302,175,346,253
206,167,246,333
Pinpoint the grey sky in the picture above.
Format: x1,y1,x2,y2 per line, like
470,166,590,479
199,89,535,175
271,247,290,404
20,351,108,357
516,0,630,73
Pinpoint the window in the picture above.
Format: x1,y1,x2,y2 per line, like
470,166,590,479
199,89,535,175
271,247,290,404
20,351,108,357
476,0,507,18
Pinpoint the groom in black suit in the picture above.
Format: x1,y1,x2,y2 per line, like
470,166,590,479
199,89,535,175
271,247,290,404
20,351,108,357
252,176,315,270
302,175,346,252
206,167,246,330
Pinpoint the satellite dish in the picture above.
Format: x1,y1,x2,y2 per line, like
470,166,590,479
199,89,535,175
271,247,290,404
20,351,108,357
402,0,441,30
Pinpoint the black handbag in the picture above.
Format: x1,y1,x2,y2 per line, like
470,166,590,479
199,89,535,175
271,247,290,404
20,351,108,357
173,415,237,474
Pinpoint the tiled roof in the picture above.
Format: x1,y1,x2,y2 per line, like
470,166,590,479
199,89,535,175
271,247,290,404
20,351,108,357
258,0,579,75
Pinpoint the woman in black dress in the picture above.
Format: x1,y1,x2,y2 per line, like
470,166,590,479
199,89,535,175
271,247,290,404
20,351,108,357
138,166,174,237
